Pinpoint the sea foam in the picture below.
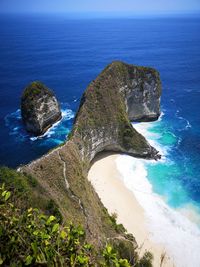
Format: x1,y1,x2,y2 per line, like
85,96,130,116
5,106,74,143
30,108,74,141
116,118,200,267
133,120,168,160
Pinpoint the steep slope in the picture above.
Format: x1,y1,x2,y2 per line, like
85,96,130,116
71,61,161,161
20,61,161,250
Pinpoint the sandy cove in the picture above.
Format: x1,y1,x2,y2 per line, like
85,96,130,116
88,153,175,267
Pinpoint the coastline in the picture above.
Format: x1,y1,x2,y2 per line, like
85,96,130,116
88,153,174,267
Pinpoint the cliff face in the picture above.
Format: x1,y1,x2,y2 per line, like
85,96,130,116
118,63,161,121
21,81,62,136
20,61,162,248
71,61,161,161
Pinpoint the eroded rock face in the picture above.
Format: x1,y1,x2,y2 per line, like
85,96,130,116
21,81,62,136
72,61,161,161
119,64,161,122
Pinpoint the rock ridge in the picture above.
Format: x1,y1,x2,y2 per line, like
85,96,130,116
20,61,162,245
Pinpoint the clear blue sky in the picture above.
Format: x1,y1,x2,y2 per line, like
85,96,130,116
0,0,200,15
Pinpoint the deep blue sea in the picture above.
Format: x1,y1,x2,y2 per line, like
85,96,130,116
1,15,200,263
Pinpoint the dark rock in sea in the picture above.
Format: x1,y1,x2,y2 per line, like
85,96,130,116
21,81,62,136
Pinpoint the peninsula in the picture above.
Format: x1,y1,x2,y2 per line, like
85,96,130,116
18,62,162,259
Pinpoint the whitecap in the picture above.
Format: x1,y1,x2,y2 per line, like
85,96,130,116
30,108,74,141
61,108,74,120
132,120,168,160
30,137,38,141
31,118,63,141
13,127,19,131
5,105,74,143
158,110,165,121
175,110,192,131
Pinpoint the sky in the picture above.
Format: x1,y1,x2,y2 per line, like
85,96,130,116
0,0,200,16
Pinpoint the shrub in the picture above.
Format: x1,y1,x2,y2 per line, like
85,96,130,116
1,184,152,267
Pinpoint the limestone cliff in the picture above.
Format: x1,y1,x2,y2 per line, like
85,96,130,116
71,61,161,161
118,63,161,121
21,81,62,135
20,61,162,248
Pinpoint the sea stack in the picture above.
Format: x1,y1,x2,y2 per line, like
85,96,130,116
21,81,62,136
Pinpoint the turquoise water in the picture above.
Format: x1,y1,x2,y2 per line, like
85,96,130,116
119,113,200,265
141,114,200,220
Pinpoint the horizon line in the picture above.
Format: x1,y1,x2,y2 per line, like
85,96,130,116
0,10,200,18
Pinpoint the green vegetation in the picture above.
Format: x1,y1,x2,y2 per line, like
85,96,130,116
109,213,126,234
22,81,54,101
0,167,62,221
67,131,73,140
0,184,153,266
0,184,93,266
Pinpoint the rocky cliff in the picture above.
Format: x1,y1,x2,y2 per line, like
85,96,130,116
71,61,161,161
21,81,62,136
119,63,161,121
20,61,161,250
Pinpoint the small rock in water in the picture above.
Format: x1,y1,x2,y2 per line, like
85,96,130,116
21,81,62,136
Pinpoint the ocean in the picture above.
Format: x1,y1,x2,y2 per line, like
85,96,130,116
0,14,200,266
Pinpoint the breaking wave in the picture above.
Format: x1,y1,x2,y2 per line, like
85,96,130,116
5,103,74,145
116,113,200,267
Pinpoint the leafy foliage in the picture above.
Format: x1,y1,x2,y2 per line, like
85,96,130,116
0,183,94,266
109,213,126,234
102,245,130,267
0,183,153,266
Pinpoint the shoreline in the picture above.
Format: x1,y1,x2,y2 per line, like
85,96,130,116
88,153,174,267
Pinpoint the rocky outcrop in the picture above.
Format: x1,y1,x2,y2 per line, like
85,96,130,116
71,61,161,161
21,81,62,136
20,61,162,246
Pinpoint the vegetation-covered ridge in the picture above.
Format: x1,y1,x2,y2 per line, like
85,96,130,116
0,180,153,266
16,61,162,265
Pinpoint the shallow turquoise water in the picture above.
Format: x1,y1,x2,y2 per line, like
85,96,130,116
142,115,200,219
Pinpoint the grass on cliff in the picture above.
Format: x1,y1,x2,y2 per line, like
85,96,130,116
0,167,153,266
0,184,132,266
22,81,54,102
0,167,62,222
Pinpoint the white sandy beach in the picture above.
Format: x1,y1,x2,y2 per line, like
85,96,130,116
88,153,174,267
